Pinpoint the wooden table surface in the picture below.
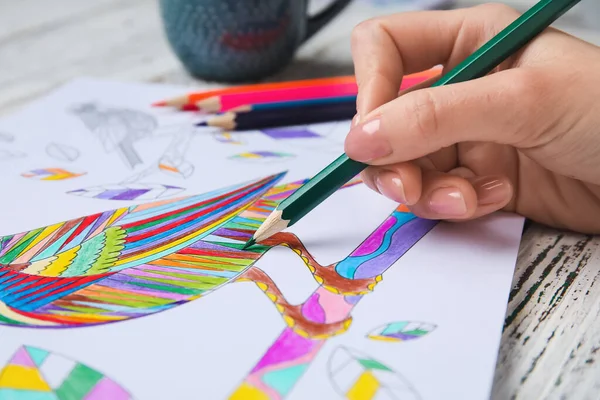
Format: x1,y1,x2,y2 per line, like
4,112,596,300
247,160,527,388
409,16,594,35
1,1,599,398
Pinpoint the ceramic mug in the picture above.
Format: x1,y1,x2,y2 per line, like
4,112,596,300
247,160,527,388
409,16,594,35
159,0,353,82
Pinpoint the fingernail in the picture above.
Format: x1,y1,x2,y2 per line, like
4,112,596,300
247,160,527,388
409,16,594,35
472,176,511,205
352,114,361,126
375,172,407,204
345,118,391,162
363,119,380,134
428,187,467,216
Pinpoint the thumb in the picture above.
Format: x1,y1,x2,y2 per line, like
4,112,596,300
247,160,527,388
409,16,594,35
344,68,554,165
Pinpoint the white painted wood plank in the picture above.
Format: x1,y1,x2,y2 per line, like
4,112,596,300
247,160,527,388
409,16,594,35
493,225,600,399
0,0,123,40
0,0,181,115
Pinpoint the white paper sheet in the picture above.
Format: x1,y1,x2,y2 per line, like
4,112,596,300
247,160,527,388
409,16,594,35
0,78,523,400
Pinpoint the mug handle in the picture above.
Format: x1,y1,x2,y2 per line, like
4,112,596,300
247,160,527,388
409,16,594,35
304,0,353,42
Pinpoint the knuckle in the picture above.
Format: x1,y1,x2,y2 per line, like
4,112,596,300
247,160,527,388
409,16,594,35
469,3,520,39
473,2,518,18
351,18,382,49
509,69,546,108
405,91,442,147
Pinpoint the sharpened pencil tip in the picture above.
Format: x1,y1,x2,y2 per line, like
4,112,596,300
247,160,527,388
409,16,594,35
152,101,167,107
242,238,256,250
181,103,199,111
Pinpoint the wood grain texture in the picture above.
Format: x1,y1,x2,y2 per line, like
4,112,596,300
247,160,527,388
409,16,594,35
1,1,600,398
493,223,600,399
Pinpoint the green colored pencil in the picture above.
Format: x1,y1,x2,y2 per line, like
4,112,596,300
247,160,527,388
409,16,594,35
244,0,582,249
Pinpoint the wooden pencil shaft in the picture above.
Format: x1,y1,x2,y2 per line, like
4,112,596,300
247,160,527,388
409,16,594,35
237,101,355,119
277,0,581,226
235,108,354,130
234,113,351,131
243,95,357,112
279,155,365,225
231,102,356,130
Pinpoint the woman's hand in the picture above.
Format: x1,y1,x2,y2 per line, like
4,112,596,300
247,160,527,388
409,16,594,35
345,3,600,233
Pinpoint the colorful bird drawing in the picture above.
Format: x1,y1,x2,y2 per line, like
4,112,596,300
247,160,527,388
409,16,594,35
0,172,286,326
0,172,438,399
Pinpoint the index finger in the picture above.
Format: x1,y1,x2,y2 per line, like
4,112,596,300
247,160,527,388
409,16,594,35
350,5,518,118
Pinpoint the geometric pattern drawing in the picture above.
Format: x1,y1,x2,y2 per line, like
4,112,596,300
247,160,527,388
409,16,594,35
327,347,421,400
0,345,132,399
0,171,435,399
212,132,244,145
69,103,159,169
261,128,321,140
21,168,86,181
67,183,185,201
259,122,350,156
46,143,81,162
229,151,295,163
367,321,437,342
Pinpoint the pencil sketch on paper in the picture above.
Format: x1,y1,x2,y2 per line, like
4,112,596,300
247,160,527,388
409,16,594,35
0,149,26,162
69,103,197,198
21,168,86,181
158,155,194,179
229,151,295,163
46,142,80,162
0,132,15,143
0,172,436,399
65,119,196,200
367,321,437,342
69,103,158,169
127,128,196,182
0,345,132,399
328,347,421,400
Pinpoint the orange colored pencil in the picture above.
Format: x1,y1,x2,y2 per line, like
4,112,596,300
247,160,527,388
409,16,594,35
195,67,442,113
153,75,357,108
